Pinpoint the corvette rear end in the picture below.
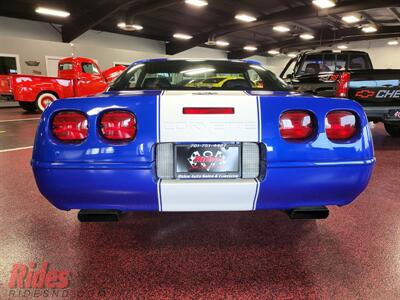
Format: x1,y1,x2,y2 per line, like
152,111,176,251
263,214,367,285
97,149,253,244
31,59,375,220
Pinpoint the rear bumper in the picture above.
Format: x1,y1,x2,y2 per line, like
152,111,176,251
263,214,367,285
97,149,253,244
364,106,400,123
32,159,375,212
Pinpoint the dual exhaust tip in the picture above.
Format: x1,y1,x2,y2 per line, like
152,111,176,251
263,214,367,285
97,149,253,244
77,206,329,222
285,206,329,220
78,210,121,222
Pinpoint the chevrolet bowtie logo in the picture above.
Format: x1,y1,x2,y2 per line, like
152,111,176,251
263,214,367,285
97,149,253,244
355,90,375,99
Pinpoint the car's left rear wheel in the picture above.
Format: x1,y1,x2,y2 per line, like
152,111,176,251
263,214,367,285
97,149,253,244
384,123,400,137
36,93,58,112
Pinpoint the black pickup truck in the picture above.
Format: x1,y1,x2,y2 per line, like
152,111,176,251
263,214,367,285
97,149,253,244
281,50,400,137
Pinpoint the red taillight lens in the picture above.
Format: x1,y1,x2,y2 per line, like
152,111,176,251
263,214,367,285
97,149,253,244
326,111,357,140
100,110,136,141
52,111,88,142
280,111,314,140
335,72,350,98
183,107,235,114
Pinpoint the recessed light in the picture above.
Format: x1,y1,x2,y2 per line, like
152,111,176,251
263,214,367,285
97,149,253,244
117,23,143,31
235,14,257,23
216,40,230,47
342,15,361,24
312,0,336,9
268,50,280,55
173,33,193,40
362,25,377,33
273,25,290,33
300,33,315,40
244,45,258,51
181,67,215,75
185,0,208,7
287,53,297,58
388,40,399,46
337,45,348,49
35,7,70,18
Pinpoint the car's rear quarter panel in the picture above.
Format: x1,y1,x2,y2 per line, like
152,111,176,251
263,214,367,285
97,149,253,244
11,75,74,102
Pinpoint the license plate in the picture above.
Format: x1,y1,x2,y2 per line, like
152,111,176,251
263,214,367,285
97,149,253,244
175,144,241,179
386,109,400,120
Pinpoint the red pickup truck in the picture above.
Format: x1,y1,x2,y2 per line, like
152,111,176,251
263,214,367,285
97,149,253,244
0,57,126,112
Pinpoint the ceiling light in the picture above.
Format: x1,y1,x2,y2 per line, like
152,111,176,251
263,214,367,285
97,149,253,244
268,50,280,55
216,40,230,47
181,67,215,75
300,33,315,40
312,0,336,9
185,0,208,7
35,7,70,18
388,40,399,46
235,14,257,23
244,45,258,51
273,25,290,33
117,23,143,31
173,33,193,40
287,53,297,58
342,15,361,24
337,45,348,49
362,25,377,33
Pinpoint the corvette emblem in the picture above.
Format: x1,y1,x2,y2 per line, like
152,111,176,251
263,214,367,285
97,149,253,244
355,90,375,99
188,150,225,171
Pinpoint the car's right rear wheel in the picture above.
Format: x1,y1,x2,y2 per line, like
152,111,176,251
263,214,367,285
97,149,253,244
19,101,37,112
36,93,58,112
384,123,400,137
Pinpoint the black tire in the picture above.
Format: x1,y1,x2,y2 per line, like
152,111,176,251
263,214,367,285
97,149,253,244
384,123,400,137
19,101,37,112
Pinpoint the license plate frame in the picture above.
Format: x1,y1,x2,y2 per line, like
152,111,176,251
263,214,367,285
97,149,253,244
174,143,241,179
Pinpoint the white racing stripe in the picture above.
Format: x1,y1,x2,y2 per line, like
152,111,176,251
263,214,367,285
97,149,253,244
161,179,258,211
0,146,33,153
0,118,40,123
158,91,260,212
159,91,259,142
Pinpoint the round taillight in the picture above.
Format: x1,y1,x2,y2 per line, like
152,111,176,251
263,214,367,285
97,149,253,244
52,111,88,142
280,111,314,140
100,110,136,141
326,110,357,140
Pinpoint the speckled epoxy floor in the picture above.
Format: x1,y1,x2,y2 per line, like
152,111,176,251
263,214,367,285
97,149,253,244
0,108,399,299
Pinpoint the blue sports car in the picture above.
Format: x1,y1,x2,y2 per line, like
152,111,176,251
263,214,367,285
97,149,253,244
31,59,375,221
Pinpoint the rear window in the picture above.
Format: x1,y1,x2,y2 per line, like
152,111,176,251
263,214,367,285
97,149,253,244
110,60,290,91
82,63,100,75
298,55,324,75
202,78,226,84
336,54,347,70
59,63,73,71
349,54,369,70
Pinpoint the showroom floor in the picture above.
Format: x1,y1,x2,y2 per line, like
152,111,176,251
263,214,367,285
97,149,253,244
0,107,399,299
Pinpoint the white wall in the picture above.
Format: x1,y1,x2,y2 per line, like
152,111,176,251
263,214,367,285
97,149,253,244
266,38,400,76
0,16,238,75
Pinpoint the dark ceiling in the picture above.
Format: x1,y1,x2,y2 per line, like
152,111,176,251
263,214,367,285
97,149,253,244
1,0,400,58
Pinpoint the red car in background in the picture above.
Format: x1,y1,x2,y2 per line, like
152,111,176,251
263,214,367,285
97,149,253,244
0,57,126,112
